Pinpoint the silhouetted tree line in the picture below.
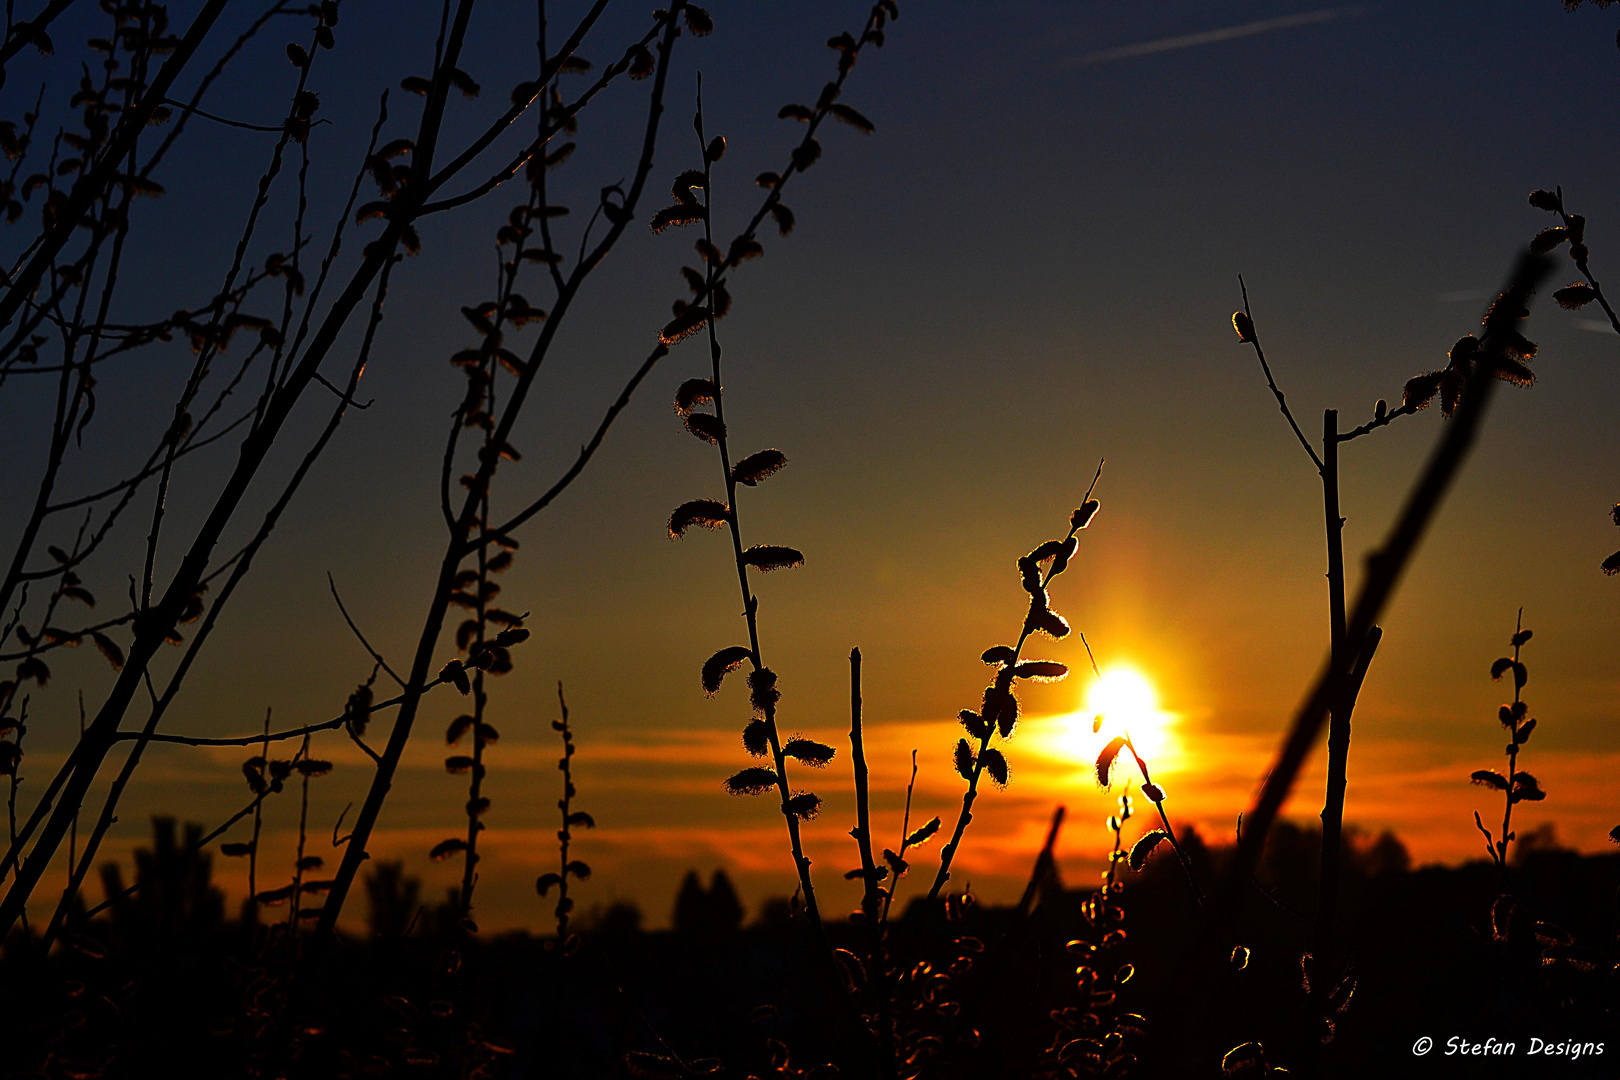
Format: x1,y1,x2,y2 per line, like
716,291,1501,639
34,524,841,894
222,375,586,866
1,813,1612,1078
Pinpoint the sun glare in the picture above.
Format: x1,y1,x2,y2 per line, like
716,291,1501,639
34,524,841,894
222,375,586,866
1053,663,1177,769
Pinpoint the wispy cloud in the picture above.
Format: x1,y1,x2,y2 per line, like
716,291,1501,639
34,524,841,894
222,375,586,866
1055,7,1368,71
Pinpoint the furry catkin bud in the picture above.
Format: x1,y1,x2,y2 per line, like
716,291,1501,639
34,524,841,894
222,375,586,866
980,748,1009,786
1527,189,1561,213
1128,830,1168,871
1232,312,1254,343
661,306,711,345
1401,372,1441,412
1051,535,1080,575
982,685,1018,737
741,545,804,572
830,103,875,133
668,499,730,538
683,412,726,444
959,710,992,739
1530,227,1569,254
892,818,938,852
702,646,753,694
651,204,705,232
954,738,975,780
670,169,707,205
730,449,787,486
439,659,470,694
683,5,713,34
1028,540,1066,563
786,792,822,819
674,378,718,416
1019,557,1043,595
742,718,771,756
1554,282,1598,309
748,667,780,714
1095,736,1127,788
783,738,836,766
725,767,780,795
429,838,468,861
1028,605,1070,640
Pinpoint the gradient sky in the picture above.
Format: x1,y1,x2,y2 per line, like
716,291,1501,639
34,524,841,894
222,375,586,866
3,0,1619,932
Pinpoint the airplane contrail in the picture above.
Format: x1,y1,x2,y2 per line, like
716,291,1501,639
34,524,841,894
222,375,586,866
1055,7,1368,70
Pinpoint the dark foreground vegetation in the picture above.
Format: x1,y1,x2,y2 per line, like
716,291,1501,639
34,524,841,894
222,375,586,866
1,818,1615,1079
1,0,1618,1076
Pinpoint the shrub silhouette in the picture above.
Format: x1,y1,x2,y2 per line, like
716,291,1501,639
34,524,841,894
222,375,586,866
673,869,744,937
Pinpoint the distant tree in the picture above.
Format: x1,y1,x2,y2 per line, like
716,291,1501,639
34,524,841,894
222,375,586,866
1512,822,1573,864
1361,830,1410,877
672,870,704,934
673,867,742,936
97,816,223,937
707,869,743,933
363,859,420,939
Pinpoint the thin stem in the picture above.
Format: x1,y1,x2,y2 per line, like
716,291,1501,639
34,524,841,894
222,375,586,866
848,647,880,919
1338,401,1417,443
692,82,826,937
0,0,232,332
927,464,1100,906
289,734,312,929
315,1,686,941
1103,782,1131,893
554,683,574,939
1238,274,1325,474
1206,251,1551,961
1555,187,1620,337
877,750,918,930
1123,737,1203,907
1497,609,1526,873
110,677,446,747
458,489,491,921
1316,407,1349,962
327,574,406,688
249,708,270,907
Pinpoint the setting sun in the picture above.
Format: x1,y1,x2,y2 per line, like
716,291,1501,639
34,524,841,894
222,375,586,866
1088,665,1174,763
1067,664,1178,766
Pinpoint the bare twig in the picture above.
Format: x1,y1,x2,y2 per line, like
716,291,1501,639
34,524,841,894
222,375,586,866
1237,274,1324,473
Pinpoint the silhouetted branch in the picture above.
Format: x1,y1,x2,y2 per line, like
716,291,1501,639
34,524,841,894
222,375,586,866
1014,805,1065,921
481,343,670,543
1237,274,1324,473
1207,250,1552,963
328,573,406,688
0,0,232,331
1338,401,1418,443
